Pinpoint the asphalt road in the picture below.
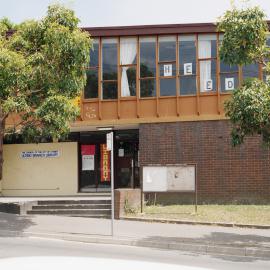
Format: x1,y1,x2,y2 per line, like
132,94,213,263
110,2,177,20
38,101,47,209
0,236,269,270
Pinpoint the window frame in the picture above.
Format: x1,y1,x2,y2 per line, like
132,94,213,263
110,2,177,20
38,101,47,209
158,35,177,97
178,34,197,97
139,35,157,99
101,37,119,101
84,32,267,103
198,34,218,95
119,36,138,99
83,38,99,100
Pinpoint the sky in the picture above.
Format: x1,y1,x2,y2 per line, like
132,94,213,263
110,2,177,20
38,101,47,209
0,0,270,27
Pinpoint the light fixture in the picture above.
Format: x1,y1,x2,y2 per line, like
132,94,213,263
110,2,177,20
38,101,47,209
96,126,114,131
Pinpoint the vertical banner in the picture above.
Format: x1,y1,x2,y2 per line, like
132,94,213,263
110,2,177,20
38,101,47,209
100,144,111,182
81,145,95,171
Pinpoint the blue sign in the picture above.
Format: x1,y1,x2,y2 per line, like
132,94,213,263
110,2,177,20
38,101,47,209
21,150,60,159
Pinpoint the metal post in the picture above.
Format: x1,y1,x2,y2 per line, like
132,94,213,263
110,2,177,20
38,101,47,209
110,132,114,237
195,164,198,213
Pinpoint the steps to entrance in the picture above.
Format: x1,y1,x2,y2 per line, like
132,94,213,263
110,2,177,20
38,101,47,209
26,198,112,219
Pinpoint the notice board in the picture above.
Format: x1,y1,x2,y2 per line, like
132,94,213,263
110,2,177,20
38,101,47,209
143,165,196,192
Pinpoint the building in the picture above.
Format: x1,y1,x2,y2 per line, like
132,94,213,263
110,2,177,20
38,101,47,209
1,23,270,204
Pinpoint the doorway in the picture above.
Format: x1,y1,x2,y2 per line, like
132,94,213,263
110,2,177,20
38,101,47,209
78,129,139,192
114,130,139,189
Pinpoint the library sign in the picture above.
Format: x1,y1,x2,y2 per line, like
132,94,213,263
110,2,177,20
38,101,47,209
21,150,60,159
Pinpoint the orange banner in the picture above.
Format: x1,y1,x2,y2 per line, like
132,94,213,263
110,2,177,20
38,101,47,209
100,144,110,182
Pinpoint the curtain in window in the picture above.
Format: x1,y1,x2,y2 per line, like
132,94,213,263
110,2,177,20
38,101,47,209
199,40,211,92
120,38,137,97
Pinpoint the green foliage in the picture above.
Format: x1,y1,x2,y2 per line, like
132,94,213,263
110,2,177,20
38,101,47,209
218,5,270,146
218,6,268,65
225,79,270,145
0,4,91,142
0,17,15,39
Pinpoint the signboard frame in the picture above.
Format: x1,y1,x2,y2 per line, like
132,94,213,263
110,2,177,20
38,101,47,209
142,163,198,212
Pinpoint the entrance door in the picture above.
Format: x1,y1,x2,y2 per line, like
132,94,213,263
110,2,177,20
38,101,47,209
114,130,139,189
79,132,111,192
79,130,139,192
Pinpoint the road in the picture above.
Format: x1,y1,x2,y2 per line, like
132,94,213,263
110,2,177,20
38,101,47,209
0,236,269,270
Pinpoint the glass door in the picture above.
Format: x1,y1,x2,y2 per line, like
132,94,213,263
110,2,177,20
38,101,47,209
79,132,111,192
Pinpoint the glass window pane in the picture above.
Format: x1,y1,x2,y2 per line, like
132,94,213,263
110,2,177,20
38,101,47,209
159,36,176,62
243,63,259,79
200,60,216,92
140,37,156,78
102,38,118,80
267,35,270,47
198,34,217,58
220,62,238,73
220,74,239,92
120,38,137,65
140,79,156,97
102,82,117,99
84,69,98,99
180,75,197,95
179,35,196,76
160,78,176,96
121,67,136,97
89,39,99,67
159,63,176,76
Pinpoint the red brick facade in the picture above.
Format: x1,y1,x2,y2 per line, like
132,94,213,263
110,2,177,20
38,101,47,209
139,120,270,203
114,189,142,219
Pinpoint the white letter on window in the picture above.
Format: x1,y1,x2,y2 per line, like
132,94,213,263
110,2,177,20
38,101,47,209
184,63,192,75
225,78,234,91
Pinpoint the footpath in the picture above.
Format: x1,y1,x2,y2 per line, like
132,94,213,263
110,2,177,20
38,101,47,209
0,212,270,259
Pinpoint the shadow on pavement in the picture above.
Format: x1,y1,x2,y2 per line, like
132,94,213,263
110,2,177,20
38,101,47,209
0,213,35,236
136,232,270,262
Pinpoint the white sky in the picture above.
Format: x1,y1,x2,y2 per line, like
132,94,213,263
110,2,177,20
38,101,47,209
0,0,270,27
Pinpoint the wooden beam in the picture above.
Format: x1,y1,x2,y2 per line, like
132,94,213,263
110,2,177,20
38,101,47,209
117,37,121,119
156,36,160,117
195,34,200,115
216,33,221,114
98,37,102,120
136,36,140,118
176,35,180,116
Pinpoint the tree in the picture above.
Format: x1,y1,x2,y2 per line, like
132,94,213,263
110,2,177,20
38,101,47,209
218,5,270,146
0,4,91,178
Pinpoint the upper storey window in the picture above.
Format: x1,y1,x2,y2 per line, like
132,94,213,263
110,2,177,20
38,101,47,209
242,63,259,80
198,34,217,93
179,35,197,95
120,37,137,97
84,39,99,99
219,35,239,92
140,37,156,97
84,30,269,102
159,36,176,96
102,38,118,99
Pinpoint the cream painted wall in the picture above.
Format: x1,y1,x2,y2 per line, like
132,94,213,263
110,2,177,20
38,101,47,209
1,142,78,196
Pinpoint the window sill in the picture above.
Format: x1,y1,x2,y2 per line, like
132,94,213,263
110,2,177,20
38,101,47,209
120,97,137,101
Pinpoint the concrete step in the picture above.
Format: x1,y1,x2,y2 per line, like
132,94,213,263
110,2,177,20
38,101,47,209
37,200,111,205
70,215,111,219
27,209,111,215
32,204,111,210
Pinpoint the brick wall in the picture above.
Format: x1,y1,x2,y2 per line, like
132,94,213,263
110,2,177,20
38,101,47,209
114,189,142,218
139,120,270,204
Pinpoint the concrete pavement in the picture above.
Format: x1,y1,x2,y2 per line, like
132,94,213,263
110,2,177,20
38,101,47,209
0,212,270,259
1,237,270,269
